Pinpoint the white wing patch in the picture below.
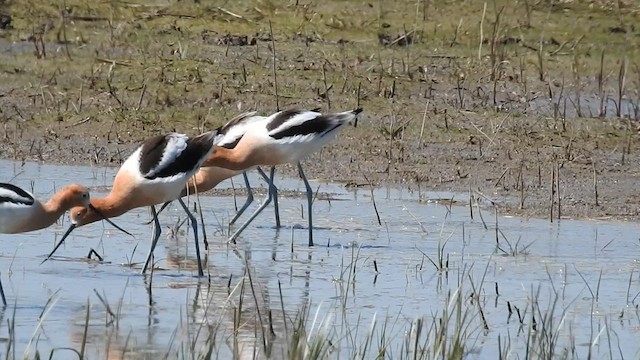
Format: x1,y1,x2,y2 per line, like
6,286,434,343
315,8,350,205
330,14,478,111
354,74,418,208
145,133,189,178
0,185,35,206
266,111,321,136
219,115,268,147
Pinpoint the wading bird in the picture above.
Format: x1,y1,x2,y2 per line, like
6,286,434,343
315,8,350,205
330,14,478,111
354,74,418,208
188,111,281,228
1,183,90,234
0,182,124,234
44,130,222,276
153,111,281,239
201,107,363,246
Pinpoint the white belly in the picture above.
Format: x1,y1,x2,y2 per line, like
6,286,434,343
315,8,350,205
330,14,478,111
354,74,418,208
139,173,194,204
273,132,339,164
0,205,36,234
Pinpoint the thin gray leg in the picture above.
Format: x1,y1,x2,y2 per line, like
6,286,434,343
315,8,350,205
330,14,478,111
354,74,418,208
178,198,204,277
268,166,281,228
229,171,254,225
193,191,208,250
297,162,314,247
145,201,171,225
198,204,208,250
228,167,276,244
0,273,6,307
257,166,281,228
142,205,162,274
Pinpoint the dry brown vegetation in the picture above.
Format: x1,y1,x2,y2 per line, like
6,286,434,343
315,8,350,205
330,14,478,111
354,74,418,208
0,0,640,221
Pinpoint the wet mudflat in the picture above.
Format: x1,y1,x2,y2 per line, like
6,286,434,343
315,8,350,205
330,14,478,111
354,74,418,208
0,159,639,359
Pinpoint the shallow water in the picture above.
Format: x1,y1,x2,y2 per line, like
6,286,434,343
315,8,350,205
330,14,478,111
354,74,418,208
0,159,639,359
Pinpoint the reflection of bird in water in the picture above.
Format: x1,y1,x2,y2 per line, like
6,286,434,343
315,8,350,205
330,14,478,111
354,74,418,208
67,302,159,359
45,131,222,277
190,265,287,360
62,245,314,359
65,276,283,359
162,228,208,273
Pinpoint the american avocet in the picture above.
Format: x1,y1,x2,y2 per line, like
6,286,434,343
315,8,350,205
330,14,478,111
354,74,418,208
153,111,281,235
202,107,363,246
0,182,125,234
190,111,281,228
44,130,222,276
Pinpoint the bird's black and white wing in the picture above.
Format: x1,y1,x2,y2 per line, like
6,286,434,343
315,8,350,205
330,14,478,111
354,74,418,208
0,183,35,207
217,111,267,149
138,131,220,180
267,108,362,140
218,111,258,135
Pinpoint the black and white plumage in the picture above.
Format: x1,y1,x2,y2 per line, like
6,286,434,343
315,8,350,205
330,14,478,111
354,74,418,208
131,131,222,182
0,182,91,234
216,111,264,149
0,183,35,206
204,107,363,246
260,108,361,163
196,112,282,227
151,112,282,242
44,130,222,277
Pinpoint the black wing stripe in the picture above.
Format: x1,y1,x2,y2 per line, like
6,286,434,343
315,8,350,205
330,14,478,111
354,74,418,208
138,134,169,178
269,116,340,140
144,133,216,180
221,137,242,149
266,108,306,132
0,183,35,205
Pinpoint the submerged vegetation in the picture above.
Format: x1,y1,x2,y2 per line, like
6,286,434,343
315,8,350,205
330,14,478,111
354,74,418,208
1,158,639,359
6,245,640,360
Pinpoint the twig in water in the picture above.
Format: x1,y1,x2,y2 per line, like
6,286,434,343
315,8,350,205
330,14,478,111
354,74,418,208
244,257,268,351
468,273,489,330
574,265,595,299
556,162,561,220
0,274,6,307
80,298,90,358
360,170,381,225
468,183,474,220
87,249,103,261
403,206,427,233
93,289,116,325
625,270,634,304
549,164,555,222
475,195,488,229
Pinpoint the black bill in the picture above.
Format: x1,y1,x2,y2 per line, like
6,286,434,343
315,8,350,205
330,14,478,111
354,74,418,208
42,205,133,263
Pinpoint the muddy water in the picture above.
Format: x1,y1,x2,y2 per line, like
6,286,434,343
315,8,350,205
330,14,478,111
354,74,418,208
0,159,639,359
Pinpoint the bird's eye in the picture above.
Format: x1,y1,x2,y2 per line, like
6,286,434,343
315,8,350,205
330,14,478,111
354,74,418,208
82,193,88,198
